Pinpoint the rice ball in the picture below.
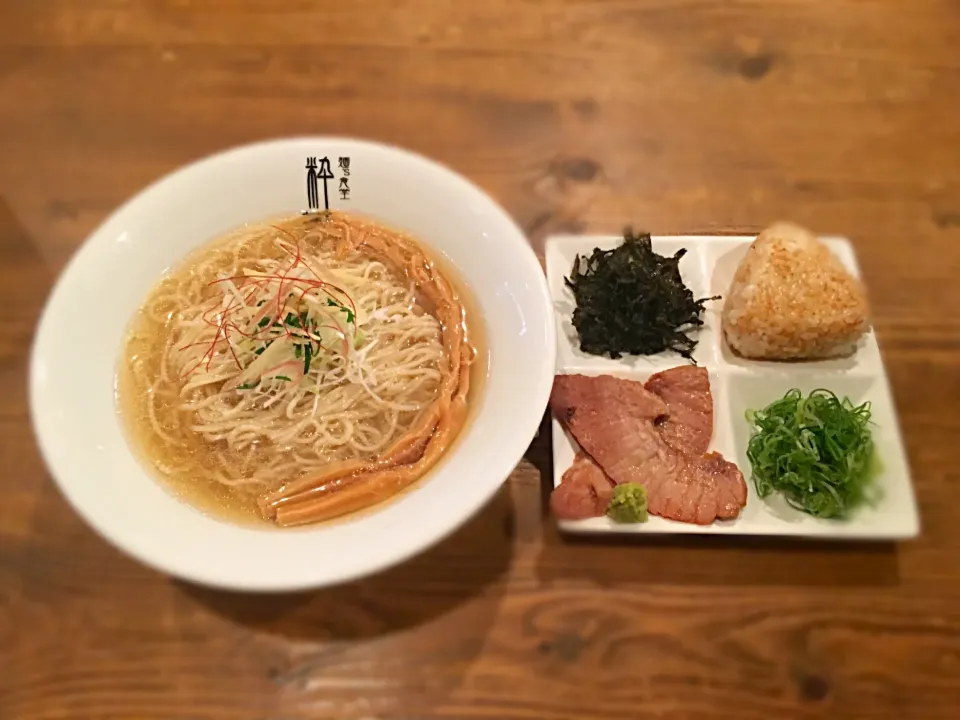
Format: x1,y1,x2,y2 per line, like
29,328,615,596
721,222,870,360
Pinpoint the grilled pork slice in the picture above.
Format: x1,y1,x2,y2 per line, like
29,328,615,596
551,374,746,525
550,451,615,520
644,366,713,456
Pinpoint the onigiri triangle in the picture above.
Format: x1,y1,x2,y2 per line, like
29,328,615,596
721,222,871,360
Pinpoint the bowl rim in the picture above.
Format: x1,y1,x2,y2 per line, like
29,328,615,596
29,136,556,591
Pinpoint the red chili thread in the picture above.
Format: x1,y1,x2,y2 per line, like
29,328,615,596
181,233,357,378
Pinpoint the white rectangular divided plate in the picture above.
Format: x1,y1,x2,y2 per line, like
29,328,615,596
546,234,919,540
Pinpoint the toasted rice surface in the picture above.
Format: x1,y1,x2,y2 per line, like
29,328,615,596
721,222,869,360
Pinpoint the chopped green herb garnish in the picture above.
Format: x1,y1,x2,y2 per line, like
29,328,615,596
274,375,292,382
256,300,266,307
746,389,878,519
294,344,302,359
258,317,271,328
285,312,301,328
303,342,313,374
565,229,718,360
237,381,258,390
324,297,354,324
254,347,265,356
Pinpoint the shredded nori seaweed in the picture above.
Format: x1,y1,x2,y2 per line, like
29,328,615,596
564,229,718,360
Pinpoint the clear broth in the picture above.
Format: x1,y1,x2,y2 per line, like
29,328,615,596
116,212,488,527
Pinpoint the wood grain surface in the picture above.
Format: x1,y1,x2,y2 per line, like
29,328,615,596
3,1,960,718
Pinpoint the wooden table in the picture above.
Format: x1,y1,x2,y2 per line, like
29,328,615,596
3,2,960,718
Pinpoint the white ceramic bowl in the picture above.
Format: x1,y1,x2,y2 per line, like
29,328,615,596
30,137,555,592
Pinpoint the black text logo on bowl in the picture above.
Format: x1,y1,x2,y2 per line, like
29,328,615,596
305,156,351,212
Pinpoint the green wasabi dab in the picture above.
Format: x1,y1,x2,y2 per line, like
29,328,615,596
607,483,649,523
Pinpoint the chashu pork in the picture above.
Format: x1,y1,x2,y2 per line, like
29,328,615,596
644,366,713,456
551,372,746,525
550,451,615,520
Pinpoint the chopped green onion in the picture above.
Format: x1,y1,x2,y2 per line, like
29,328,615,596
275,375,292,382
257,317,270,328
304,343,313,373
746,388,878,519
294,344,302,359
324,297,354,324
237,381,258,390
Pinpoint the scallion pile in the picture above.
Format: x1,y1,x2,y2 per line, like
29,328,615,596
745,389,877,519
